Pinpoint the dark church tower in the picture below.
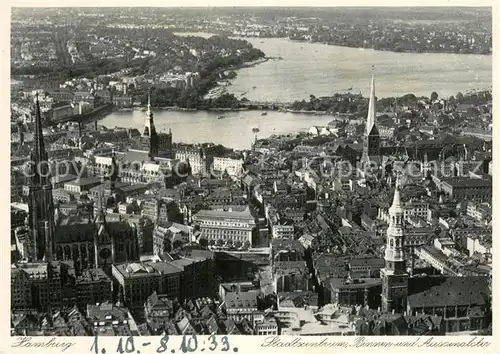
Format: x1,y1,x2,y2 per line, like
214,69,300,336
380,176,409,314
142,92,159,158
362,73,380,161
27,93,55,261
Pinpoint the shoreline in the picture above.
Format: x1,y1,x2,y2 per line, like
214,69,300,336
122,106,338,115
289,38,492,56
175,33,492,56
232,35,492,56
125,85,491,115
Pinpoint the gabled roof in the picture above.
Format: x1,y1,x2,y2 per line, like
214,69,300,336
205,315,220,334
223,318,240,334
176,316,195,334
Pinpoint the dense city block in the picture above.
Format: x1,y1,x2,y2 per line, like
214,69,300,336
10,7,492,337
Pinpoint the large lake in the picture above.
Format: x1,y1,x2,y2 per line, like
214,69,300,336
101,36,491,150
229,37,491,101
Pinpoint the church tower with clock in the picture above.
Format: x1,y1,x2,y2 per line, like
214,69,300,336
381,176,409,314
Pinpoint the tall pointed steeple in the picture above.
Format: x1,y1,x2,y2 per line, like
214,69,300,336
142,90,159,158
28,93,55,261
362,68,380,162
365,71,376,136
390,175,403,214
94,176,108,268
143,91,154,136
32,93,49,184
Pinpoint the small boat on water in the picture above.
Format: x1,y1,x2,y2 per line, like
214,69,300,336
217,115,225,119
261,112,268,116
252,86,257,89
240,92,247,96
348,87,353,91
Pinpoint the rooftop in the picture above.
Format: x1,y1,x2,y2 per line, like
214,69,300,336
65,177,102,187
408,276,489,308
329,277,382,290
114,260,182,278
193,207,254,221
442,177,491,188
225,290,258,309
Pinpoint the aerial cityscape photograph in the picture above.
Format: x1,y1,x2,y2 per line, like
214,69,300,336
9,6,492,337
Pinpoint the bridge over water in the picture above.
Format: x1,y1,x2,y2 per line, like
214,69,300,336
51,103,114,126
239,100,294,109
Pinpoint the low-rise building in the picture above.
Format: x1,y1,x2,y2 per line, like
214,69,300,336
271,224,294,239
64,177,102,195
407,276,489,333
224,290,258,322
329,277,382,308
213,156,244,178
144,291,174,324
466,234,492,258
112,259,182,307
348,257,384,278
439,177,492,202
87,302,134,336
254,316,278,335
466,201,491,223
10,261,74,311
72,269,113,309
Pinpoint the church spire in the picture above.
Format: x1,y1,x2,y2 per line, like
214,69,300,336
33,93,48,181
362,68,380,162
147,91,152,118
28,92,55,262
366,68,376,135
144,89,156,135
142,89,158,158
390,174,403,214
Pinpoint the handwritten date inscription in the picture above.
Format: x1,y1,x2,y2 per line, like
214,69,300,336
91,334,237,354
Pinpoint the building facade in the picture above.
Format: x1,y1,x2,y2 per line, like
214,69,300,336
192,207,256,245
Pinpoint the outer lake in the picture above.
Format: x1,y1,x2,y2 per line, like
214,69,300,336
101,36,491,150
